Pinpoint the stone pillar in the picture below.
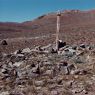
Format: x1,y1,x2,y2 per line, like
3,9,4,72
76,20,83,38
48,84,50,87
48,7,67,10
56,11,61,51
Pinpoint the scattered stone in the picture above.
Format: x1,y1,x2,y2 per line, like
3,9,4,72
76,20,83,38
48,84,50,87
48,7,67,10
57,78,63,85
67,64,75,71
13,49,22,55
13,61,24,67
70,69,87,75
60,66,69,75
22,48,31,53
58,40,66,49
80,44,86,48
45,70,53,76
72,88,83,94
82,89,88,94
0,91,9,95
51,90,58,95
72,45,78,50
35,80,44,86
73,56,86,64
59,61,68,66
0,44,95,94
65,80,74,87
74,75,79,79
1,40,8,45
60,48,75,57
50,48,57,53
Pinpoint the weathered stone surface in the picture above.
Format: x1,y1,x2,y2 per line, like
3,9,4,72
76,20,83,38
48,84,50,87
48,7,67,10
80,44,86,48
0,44,95,94
35,80,44,86
13,61,24,67
51,90,58,95
22,48,31,53
73,56,86,64
13,49,22,55
0,91,9,95
44,69,53,76
70,69,87,75
59,66,69,75
59,47,76,57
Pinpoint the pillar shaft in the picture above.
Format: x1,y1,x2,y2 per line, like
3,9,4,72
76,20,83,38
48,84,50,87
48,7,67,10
56,11,61,51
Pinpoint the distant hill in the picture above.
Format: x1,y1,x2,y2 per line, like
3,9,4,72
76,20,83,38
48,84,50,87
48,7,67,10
0,10,95,46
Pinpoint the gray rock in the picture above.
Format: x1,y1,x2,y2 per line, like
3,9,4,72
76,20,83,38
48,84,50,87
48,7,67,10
91,75,95,81
73,56,86,64
10,54,25,62
70,69,87,75
1,40,8,45
44,61,52,66
16,69,27,79
8,62,14,68
67,64,76,74
13,49,22,55
65,80,74,87
35,80,44,86
59,61,68,67
13,61,24,67
60,66,69,75
45,70,53,76
59,48,76,57
22,48,31,53
72,88,83,94
51,90,58,95
80,44,86,48
0,91,9,95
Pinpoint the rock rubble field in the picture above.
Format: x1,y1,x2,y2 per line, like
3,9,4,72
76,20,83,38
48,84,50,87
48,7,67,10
0,43,95,95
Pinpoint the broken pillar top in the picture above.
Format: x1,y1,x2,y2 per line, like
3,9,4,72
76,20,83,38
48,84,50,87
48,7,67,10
57,10,61,16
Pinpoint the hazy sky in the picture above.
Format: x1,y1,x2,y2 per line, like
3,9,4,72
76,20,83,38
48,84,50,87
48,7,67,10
0,0,95,22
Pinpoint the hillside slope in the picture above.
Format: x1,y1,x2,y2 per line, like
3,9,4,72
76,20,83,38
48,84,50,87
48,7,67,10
0,10,95,52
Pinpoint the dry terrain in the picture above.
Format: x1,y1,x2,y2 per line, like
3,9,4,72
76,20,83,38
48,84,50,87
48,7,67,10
0,10,95,95
0,10,95,52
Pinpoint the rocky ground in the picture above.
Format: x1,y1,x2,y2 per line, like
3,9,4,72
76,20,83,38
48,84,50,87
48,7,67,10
0,43,95,95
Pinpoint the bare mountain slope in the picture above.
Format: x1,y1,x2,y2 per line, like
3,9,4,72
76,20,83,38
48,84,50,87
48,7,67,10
0,10,95,52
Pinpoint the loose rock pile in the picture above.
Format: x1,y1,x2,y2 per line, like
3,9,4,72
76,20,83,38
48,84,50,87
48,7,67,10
0,44,95,95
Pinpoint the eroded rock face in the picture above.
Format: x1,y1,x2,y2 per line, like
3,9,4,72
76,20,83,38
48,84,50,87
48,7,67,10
0,44,95,95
